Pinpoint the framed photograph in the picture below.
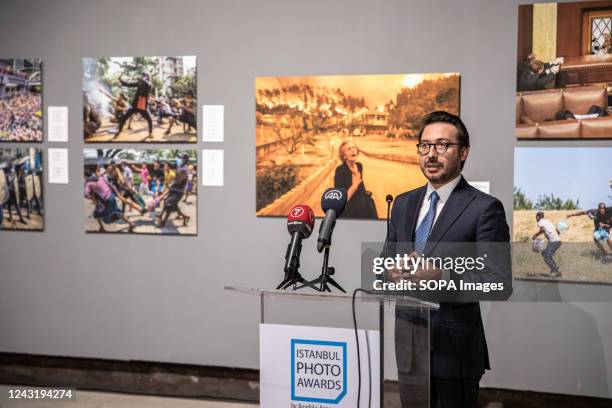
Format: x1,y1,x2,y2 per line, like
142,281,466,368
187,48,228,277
516,1,612,139
83,149,197,235
256,73,460,219
513,147,612,284
0,59,42,142
82,56,196,143
0,148,44,230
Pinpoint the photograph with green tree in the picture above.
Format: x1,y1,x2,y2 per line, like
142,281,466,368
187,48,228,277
83,149,197,235
82,56,196,143
513,147,612,284
255,73,460,218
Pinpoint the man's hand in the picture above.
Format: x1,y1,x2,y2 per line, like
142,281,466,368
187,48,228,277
387,266,406,283
406,251,442,282
553,57,565,65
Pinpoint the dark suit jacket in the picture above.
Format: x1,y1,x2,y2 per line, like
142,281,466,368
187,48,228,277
390,176,510,379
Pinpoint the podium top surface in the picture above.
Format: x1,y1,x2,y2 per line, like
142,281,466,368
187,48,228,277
224,286,439,309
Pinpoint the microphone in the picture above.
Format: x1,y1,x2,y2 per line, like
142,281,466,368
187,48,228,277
317,188,347,252
284,205,315,276
381,195,394,259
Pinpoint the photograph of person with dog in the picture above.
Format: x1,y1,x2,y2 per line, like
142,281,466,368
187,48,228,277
513,147,612,283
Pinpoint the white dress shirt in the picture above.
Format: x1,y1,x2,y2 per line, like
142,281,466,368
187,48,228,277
415,174,462,231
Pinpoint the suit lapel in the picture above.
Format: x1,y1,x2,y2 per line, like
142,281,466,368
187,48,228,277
424,177,475,255
406,186,426,245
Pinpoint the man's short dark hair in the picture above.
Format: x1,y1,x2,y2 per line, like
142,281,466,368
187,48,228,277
536,211,544,219
417,111,470,147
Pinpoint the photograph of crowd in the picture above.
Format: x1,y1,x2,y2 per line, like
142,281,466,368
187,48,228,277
513,147,612,284
516,1,612,139
0,59,42,142
83,149,197,235
0,148,44,230
256,73,460,219
82,56,196,143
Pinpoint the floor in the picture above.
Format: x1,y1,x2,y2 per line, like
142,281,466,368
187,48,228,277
0,385,256,408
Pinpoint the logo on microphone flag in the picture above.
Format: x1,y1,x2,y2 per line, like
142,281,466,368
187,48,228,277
291,339,347,404
291,207,304,217
324,190,343,201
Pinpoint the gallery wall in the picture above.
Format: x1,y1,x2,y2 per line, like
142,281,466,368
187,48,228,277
0,0,611,399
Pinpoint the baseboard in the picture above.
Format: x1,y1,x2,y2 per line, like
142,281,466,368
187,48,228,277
0,352,610,407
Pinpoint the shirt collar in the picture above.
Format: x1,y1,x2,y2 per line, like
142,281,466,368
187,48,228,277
425,174,462,204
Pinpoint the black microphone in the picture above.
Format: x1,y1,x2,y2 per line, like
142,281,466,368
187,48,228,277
381,194,394,259
284,205,315,276
317,188,347,252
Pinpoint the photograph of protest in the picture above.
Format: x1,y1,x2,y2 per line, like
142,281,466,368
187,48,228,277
516,1,612,139
0,148,44,231
82,56,196,143
0,59,42,142
513,147,612,284
256,73,460,219
83,149,197,235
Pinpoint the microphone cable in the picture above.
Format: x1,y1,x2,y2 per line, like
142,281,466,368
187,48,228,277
354,196,392,408
352,288,376,408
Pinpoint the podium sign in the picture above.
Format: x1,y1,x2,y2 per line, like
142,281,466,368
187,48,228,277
260,323,380,408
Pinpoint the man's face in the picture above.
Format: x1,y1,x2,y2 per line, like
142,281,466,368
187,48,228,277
418,122,468,185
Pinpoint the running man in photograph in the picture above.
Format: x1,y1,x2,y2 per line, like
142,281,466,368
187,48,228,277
117,160,146,214
84,166,135,232
165,92,197,136
183,164,195,203
568,202,612,257
104,162,144,215
155,154,190,228
130,161,150,197
150,160,165,198
532,211,562,277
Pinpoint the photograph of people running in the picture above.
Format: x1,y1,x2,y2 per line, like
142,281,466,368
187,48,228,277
83,149,197,235
82,56,196,143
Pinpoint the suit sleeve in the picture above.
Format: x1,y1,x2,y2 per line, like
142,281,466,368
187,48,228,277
476,199,510,243
444,199,512,301
468,199,512,298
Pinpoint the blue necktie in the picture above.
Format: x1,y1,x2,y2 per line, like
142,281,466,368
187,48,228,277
414,191,440,255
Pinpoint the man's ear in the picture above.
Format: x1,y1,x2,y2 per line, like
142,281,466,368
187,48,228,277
461,146,470,162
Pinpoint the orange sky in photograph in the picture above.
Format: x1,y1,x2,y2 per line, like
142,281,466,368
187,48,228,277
256,73,458,107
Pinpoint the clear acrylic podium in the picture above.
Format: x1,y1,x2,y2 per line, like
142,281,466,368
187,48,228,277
225,286,439,408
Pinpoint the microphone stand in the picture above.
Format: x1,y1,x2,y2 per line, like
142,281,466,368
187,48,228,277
299,239,346,293
277,237,319,291
381,195,394,283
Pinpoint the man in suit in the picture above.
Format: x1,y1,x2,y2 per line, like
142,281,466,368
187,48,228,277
389,111,510,407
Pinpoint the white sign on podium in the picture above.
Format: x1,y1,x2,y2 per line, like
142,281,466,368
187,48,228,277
260,323,380,408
